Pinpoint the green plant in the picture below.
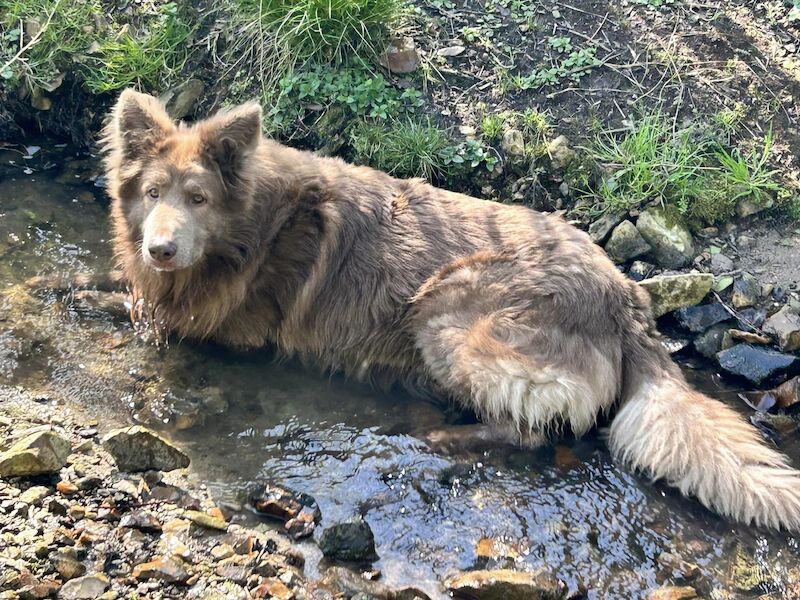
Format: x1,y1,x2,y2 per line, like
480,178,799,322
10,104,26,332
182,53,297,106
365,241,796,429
715,132,782,205
351,119,498,181
714,102,746,139
514,45,600,89
547,36,572,53
82,3,191,93
267,62,423,133
480,113,505,141
0,0,100,90
234,0,403,64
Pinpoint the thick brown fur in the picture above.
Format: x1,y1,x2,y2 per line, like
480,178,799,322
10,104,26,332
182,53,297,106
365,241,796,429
103,90,800,531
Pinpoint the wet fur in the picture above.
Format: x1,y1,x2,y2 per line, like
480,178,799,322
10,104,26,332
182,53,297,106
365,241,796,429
104,90,800,531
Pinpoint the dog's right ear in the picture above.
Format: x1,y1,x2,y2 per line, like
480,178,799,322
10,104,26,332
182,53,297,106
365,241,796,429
111,89,174,159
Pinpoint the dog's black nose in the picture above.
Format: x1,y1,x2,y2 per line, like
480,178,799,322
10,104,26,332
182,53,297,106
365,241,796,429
148,241,177,262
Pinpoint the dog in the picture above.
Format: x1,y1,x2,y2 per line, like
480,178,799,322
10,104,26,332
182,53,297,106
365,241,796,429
102,89,800,531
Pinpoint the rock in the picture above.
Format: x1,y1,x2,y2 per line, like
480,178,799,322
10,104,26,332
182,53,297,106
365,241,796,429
717,345,798,385
19,485,50,505
501,129,525,157
250,483,320,539
648,587,697,600
0,431,71,477
674,302,731,333
545,135,576,171
378,37,420,73
709,253,735,274
763,306,800,352
736,197,772,218
101,426,189,472
119,511,162,533
722,329,771,349
731,273,759,309
318,519,378,562
639,273,713,318
210,543,235,560
511,176,556,212
56,481,79,495
132,557,190,583
748,376,800,411
604,221,651,264
51,550,86,580
253,578,294,600
627,260,655,282
214,565,249,585
636,209,695,268
736,307,767,330
656,552,699,582
727,544,771,593
588,211,626,244
58,575,109,600
445,569,567,600
20,577,61,599
160,79,204,120
184,509,227,531
437,45,466,57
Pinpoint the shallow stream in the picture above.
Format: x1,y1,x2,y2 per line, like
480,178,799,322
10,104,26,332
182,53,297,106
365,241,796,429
1,143,799,599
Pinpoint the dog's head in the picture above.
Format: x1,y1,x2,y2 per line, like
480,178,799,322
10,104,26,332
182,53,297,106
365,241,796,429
104,90,262,273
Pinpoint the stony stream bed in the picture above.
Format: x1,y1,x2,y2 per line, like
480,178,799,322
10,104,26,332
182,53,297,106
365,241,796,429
2,143,800,599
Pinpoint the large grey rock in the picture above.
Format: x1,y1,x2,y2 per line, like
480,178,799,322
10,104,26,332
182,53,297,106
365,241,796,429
445,569,567,600
0,430,71,477
604,220,651,264
763,306,800,352
101,426,189,472
58,574,109,599
693,323,730,358
318,519,377,562
545,135,576,171
160,79,204,120
709,253,735,274
639,273,713,318
636,209,695,268
674,303,731,333
717,345,798,385
588,211,626,244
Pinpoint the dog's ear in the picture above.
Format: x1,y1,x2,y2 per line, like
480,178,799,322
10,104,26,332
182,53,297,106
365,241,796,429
112,89,174,159
201,102,262,184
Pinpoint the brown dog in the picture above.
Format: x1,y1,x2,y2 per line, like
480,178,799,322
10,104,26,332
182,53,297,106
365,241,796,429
103,89,800,531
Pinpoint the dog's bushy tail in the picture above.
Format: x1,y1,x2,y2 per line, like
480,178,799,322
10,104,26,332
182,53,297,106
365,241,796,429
608,363,800,530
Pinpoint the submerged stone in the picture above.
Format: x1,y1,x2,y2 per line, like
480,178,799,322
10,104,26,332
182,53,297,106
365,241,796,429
0,430,70,477
101,426,189,472
717,345,798,385
445,569,567,600
647,587,697,600
318,519,378,562
639,273,713,318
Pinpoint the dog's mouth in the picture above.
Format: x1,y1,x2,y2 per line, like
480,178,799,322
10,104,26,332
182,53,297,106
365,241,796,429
142,254,181,272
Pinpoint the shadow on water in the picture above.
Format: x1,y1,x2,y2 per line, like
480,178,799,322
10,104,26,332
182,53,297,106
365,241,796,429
2,142,800,599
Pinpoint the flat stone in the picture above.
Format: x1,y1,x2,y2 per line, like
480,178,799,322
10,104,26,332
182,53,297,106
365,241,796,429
0,431,71,477
674,302,731,333
119,511,162,534
732,273,759,309
252,578,294,600
627,260,655,282
445,569,567,600
58,574,109,599
501,129,525,157
709,252,735,274
51,550,86,581
101,426,189,472
184,509,227,531
318,519,378,562
639,273,713,318
717,345,798,386
604,220,651,264
588,211,626,244
636,209,695,268
648,587,697,600
132,557,190,583
378,37,420,74
727,544,771,593
763,306,800,352
19,486,50,505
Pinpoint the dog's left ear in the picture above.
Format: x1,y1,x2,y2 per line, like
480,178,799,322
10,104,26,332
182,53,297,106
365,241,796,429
202,102,262,184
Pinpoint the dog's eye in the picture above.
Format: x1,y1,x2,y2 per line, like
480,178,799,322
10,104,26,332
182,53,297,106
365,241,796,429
191,194,206,205
146,188,159,199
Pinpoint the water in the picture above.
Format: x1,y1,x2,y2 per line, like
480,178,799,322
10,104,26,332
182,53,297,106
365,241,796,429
2,142,799,598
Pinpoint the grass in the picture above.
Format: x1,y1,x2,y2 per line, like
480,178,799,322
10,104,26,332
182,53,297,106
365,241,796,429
1,0,191,95
589,111,789,225
83,4,191,93
351,118,498,180
0,0,100,90
478,108,550,157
